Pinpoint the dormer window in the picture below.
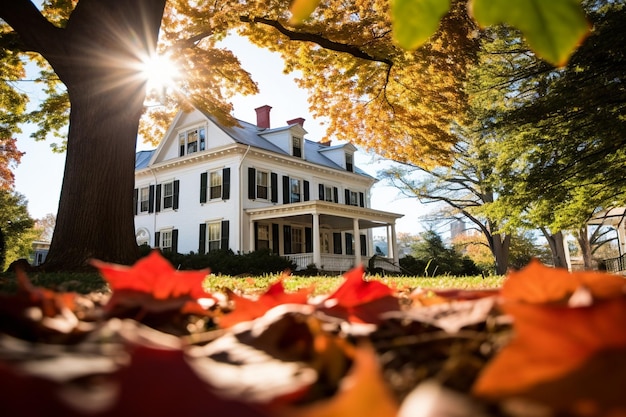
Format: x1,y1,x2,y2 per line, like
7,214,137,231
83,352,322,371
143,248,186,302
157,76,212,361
292,137,302,158
178,126,206,157
345,153,354,172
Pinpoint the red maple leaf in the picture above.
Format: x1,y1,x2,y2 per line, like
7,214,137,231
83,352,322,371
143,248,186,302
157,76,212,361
316,266,400,324
219,278,311,328
474,261,626,412
92,250,209,300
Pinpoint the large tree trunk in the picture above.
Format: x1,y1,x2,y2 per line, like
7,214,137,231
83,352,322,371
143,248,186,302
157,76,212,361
490,233,510,275
541,229,570,269
1,0,167,270
573,227,593,269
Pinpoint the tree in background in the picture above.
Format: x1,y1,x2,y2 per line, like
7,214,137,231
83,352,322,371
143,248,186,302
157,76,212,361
34,213,56,243
0,190,35,271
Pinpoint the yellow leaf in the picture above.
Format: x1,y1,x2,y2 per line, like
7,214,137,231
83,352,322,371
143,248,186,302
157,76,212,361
289,0,321,25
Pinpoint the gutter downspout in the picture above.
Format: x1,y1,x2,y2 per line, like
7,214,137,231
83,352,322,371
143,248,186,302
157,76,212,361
149,167,158,247
238,145,252,252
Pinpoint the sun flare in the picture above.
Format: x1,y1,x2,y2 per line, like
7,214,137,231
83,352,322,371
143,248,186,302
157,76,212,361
140,53,180,93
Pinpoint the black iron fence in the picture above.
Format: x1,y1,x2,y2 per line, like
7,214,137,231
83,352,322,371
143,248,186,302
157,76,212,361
604,254,626,273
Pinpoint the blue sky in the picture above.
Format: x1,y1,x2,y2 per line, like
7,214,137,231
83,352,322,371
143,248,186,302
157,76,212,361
12,35,427,236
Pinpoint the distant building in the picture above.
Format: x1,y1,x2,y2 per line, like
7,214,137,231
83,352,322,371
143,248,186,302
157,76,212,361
30,241,50,266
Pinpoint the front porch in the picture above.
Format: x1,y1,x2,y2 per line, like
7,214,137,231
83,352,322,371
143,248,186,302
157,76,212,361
285,253,400,274
246,200,403,274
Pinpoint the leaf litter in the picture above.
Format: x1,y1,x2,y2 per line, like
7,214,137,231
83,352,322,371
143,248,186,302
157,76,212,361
1,253,625,416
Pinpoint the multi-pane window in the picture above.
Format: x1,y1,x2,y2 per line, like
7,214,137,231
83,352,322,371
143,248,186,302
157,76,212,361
292,137,302,157
179,126,206,156
324,185,334,202
162,182,174,209
349,191,359,206
257,224,270,250
208,222,221,252
290,178,301,203
210,171,222,200
321,231,331,253
292,228,303,253
161,230,173,252
345,153,354,172
140,187,150,212
256,171,269,200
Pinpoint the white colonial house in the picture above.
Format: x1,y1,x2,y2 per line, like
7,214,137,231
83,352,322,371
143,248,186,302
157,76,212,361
134,105,403,273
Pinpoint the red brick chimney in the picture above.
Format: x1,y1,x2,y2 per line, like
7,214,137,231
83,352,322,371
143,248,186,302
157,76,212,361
255,105,272,129
287,117,305,127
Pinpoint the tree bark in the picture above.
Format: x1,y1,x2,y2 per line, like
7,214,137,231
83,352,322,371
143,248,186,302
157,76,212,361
573,227,593,269
2,0,167,270
489,232,510,275
541,229,570,269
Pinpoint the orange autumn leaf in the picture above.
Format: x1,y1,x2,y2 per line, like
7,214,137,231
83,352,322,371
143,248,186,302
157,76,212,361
317,266,400,324
219,280,311,328
273,343,399,417
92,250,209,301
501,259,626,304
473,296,626,399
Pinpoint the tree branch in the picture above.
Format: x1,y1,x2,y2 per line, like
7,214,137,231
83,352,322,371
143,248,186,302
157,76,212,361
0,0,63,55
239,15,393,66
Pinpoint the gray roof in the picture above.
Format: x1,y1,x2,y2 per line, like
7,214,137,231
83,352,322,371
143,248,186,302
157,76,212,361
136,111,373,179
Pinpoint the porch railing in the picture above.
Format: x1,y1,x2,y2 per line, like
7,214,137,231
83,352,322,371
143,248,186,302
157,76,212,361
604,254,626,274
285,253,400,274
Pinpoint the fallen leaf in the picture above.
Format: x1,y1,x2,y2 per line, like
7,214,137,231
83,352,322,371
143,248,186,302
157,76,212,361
501,259,626,304
473,296,626,400
274,343,399,417
316,266,401,324
219,279,311,328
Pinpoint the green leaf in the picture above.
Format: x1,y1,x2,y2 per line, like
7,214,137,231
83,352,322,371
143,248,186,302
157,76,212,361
289,0,321,25
392,0,451,50
470,0,590,66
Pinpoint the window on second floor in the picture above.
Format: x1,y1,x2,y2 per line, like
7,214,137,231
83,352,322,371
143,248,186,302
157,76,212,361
140,187,150,212
162,181,174,210
210,171,222,200
290,178,301,203
349,190,359,206
256,170,269,200
178,126,206,157
292,137,302,158
324,185,334,202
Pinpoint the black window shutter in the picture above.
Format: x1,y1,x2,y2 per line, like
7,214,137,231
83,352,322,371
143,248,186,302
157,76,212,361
360,234,367,256
303,180,310,201
271,173,278,203
200,172,207,203
133,188,138,215
333,187,339,203
318,184,324,200
359,192,365,207
283,225,292,254
221,220,230,250
272,223,279,254
172,229,179,253
333,232,342,254
148,185,155,213
198,223,206,254
344,189,350,205
345,232,354,255
222,168,231,200
173,180,180,210
282,176,290,204
154,231,160,248
248,167,256,199
155,184,162,212
305,227,312,253
253,222,259,251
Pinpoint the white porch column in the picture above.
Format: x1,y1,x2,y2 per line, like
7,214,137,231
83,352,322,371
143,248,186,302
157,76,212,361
313,213,322,267
353,218,362,266
386,225,393,258
390,223,399,266
249,220,255,253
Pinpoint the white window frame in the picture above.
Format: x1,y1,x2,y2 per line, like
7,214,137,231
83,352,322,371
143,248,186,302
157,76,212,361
140,186,150,212
207,221,221,252
349,190,359,206
320,230,331,254
324,185,334,202
162,181,174,210
160,229,173,252
178,125,206,156
209,170,223,200
292,136,302,158
290,177,302,203
256,170,269,200
257,223,270,250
